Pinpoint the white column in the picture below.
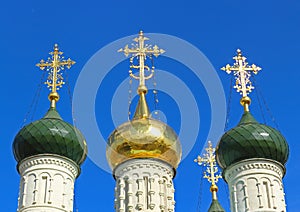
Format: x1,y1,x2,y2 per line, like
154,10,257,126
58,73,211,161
119,179,126,212
127,179,134,211
158,179,165,211
16,154,79,212
136,178,144,210
148,177,155,209
224,159,287,212
114,159,175,212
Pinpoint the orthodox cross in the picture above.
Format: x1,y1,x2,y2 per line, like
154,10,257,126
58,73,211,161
118,31,165,94
194,141,222,200
36,44,75,108
221,49,261,111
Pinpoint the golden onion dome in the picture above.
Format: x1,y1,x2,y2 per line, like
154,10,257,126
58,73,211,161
106,92,182,170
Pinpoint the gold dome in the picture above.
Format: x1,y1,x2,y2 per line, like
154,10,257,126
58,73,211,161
106,93,182,170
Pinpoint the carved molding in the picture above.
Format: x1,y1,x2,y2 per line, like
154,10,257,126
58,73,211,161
18,155,79,178
115,159,174,179
225,159,284,182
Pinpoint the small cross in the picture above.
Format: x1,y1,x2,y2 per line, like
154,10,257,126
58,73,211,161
221,49,261,98
194,141,222,187
118,31,165,93
36,44,75,107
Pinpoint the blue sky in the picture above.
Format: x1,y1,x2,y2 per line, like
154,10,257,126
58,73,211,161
1,0,300,211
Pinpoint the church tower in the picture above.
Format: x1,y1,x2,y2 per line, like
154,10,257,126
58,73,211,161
106,31,182,212
13,44,87,212
216,50,289,212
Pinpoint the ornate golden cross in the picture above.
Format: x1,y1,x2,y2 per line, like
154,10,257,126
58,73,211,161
221,49,261,111
36,44,75,108
194,141,222,200
118,31,165,94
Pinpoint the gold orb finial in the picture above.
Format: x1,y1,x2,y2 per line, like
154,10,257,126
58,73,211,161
240,96,251,112
210,184,218,193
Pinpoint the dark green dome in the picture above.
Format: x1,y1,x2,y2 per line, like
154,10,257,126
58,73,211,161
208,199,226,212
13,108,87,165
216,112,289,170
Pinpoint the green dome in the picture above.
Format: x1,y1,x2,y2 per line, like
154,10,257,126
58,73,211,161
216,112,289,170
13,108,87,165
208,199,226,212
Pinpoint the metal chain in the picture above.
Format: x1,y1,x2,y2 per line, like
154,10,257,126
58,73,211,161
253,76,266,124
151,55,159,119
253,76,280,130
128,58,133,120
196,165,205,212
65,70,77,127
21,70,46,128
224,75,234,131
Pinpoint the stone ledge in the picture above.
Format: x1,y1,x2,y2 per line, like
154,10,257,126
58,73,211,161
224,159,284,182
18,154,79,178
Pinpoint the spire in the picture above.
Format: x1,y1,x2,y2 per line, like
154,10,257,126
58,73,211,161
195,141,225,211
221,49,261,112
118,31,165,119
132,91,150,119
36,44,75,108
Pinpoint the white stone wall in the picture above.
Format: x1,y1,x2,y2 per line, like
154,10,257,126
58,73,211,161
16,154,79,212
224,159,286,212
114,159,175,212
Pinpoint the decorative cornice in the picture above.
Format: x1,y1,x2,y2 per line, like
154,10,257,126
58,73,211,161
18,154,79,178
224,158,285,182
114,159,174,179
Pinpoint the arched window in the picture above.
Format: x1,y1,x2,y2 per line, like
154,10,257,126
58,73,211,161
25,174,36,205
261,178,272,209
39,172,51,204
236,180,248,210
52,174,64,206
247,177,259,209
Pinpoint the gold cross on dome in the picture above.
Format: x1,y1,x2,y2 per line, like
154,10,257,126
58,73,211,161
194,141,222,200
118,31,165,94
221,49,261,111
194,141,222,186
36,44,75,108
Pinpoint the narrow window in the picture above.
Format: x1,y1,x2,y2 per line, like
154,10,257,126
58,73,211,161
42,176,48,203
143,176,149,209
263,181,271,208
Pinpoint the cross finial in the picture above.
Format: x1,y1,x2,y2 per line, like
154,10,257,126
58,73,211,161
118,30,165,94
36,44,75,108
221,49,261,112
194,141,222,200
